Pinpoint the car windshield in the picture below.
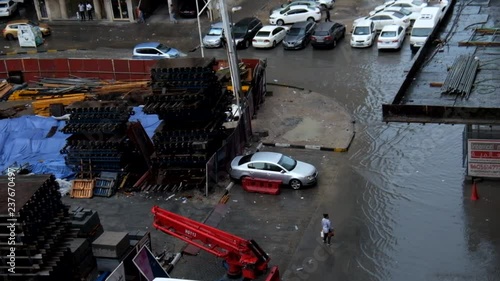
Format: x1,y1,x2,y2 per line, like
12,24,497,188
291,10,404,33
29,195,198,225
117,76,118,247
255,31,271,37
0,4,7,8
233,25,247,36
353,26,370,35
392,11,406,19
156,44,171,52
278,155,297,171
238,154,253,165
412,0,424,5
288,27,303,36
412,27,432,37
391,11,405,18
397,8,412,16
207,28,222,36
27,21,39,26
381,31,397,37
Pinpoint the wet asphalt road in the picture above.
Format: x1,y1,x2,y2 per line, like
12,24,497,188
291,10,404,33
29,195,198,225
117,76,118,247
5,0,500,280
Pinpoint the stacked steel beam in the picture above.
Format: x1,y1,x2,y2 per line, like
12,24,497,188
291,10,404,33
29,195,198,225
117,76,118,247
61,101,135,175
143,58,232,191
0,175,76,280
441,55,480,100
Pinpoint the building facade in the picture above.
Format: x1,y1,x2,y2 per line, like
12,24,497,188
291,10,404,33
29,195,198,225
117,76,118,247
32,0,158,22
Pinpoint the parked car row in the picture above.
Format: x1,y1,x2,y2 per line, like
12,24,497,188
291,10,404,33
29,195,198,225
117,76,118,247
203,16,346,50
350,0,448,51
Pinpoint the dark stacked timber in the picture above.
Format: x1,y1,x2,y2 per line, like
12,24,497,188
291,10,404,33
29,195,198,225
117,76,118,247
0,175,93,280
143,58,232,192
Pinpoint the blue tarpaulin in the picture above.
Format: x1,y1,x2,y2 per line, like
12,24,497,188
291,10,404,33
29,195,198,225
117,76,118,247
0,107,160,179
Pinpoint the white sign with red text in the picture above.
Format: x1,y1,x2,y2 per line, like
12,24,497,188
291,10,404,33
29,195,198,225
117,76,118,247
468,139,500,177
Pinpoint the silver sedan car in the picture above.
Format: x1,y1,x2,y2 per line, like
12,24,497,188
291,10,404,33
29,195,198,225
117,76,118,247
229,152,318,189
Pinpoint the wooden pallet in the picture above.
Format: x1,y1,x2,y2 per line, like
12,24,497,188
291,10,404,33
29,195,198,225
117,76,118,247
70,179,95,199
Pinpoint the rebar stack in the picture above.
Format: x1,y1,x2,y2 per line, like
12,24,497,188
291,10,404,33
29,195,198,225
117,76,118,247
61,101,140,175
441,55,480,99
143,58,232,191
0,175,76,280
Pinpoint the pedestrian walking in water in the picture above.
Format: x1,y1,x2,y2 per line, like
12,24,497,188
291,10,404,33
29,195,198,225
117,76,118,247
321,214,333,245
78,2,86,21
86,2,93,20
325,8,331,22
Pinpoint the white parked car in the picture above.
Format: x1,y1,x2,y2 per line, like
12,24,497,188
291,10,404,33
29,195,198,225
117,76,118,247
0,0,17,17
252,25,289,48
353,11,410,31
350,19,377,48
292,0,334,10
381,7,419,22
371,0,427,15
377,24,406,50
269,5,321,26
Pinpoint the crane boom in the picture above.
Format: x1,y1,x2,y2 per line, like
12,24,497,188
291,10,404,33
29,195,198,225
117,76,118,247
151,206,272,280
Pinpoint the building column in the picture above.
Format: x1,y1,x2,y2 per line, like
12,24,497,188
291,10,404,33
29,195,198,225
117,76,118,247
45,0,53,20
93,0,102,20
58,0,68,19
127,0,134,22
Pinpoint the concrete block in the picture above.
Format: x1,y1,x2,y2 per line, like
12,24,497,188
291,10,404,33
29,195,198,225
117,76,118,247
92,231,130,258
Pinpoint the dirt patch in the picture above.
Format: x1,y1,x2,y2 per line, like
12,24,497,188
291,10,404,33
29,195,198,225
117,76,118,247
252,85,355,149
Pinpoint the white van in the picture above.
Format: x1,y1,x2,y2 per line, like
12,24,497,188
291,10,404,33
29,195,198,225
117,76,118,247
409,7,442,52
350,19,377,48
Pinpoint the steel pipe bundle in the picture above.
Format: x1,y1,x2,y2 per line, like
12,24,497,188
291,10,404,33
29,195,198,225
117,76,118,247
441,55,480,99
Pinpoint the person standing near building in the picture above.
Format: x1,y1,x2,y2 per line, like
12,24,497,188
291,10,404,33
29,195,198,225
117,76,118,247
321,214,333,245
136,6,145,23
78,2,86,21
86,2,93,20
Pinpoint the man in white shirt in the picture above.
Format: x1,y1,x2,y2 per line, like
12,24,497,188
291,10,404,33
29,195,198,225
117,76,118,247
321,214,333,245
78,2,86,21
86,2,93,21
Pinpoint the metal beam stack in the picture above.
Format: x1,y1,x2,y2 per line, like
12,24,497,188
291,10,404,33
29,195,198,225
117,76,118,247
0,175,80,280
441,55,480,100
61,101,136,175
143,58,232,191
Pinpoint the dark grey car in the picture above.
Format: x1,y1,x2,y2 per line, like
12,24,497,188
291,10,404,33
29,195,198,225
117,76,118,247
232,17,263,49
282,21,316,50
311,22,346,48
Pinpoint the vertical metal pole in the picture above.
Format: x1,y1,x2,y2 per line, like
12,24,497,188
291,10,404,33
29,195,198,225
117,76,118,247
219,0,241,109
196,0,205,58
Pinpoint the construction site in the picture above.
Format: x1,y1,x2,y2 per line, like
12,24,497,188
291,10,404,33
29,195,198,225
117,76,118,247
1,0,500,280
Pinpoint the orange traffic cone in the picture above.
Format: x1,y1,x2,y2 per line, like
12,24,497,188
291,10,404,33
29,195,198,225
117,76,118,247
471,182,479,201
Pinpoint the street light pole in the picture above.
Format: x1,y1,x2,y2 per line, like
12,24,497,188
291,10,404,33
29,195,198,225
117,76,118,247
219,0,241,110
195,0,204,57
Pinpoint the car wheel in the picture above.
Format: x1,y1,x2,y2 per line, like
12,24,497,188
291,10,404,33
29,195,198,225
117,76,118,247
307,17,315,23
244,39,250,49
5,34,14,41
341,30,346,39
277,19,284,26
333,39,337,48
272,40,276,48
290,179,302,190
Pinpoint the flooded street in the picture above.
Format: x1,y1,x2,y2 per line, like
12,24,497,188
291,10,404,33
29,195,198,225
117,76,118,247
241,36,500,280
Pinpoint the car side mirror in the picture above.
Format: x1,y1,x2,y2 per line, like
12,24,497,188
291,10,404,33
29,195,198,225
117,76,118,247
280,170,286,174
